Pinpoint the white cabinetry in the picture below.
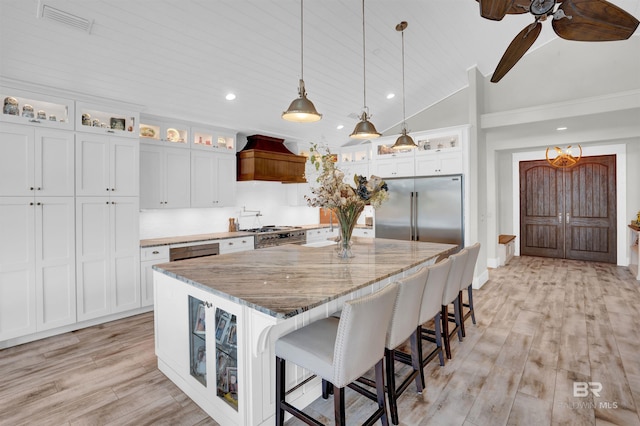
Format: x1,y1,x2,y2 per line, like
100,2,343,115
0,197,76,341
306,227,338,243
140,144,191,209
218,236,254,254
0,124,74,197
76,133,139,197
75,102,138,138
372,127,467,178
372,155,415,178
191,151,236,208
76,197,140,321
0,88,74,130
140,246,170,307
155,273,243,426
352,227,375,238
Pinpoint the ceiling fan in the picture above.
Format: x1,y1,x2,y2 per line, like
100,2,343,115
477,0,639,82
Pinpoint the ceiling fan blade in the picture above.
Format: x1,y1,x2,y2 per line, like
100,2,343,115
552,0,640,41
505,0,532,15
491,22,542,82
477,0,516,20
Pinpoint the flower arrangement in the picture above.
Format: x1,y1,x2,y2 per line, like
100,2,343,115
305,144,388,257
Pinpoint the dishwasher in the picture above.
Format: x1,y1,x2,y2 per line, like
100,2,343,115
169,242,220,261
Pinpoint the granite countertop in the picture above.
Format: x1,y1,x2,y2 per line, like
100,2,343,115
153,237,456,319
140,224,373,248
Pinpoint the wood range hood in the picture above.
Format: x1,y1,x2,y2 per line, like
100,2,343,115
236,134,307,183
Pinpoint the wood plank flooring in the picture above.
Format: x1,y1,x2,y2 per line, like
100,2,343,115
1,256,639,425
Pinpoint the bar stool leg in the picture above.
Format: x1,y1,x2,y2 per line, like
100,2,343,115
441,305,452,359
468,286,476,324
458,290,466,338
334,386,346,426
454,296,463,342
375,359,389,426
410,328,424,393
276,356,286,426
434,312,445,366
385,348,399,425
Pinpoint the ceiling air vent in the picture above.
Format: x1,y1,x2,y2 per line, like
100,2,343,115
37,1,94,34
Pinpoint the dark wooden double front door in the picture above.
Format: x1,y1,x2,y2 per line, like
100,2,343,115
519,155,616,263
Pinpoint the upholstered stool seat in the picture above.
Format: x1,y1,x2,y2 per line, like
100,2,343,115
275,283,399,426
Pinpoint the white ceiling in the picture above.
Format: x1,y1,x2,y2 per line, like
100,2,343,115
1,0,639,149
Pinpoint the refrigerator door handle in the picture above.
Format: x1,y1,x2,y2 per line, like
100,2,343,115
415,191,420,241
410,192,414,240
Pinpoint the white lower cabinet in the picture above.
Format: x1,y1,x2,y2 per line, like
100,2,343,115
140,246,170,307
352,227,375,238
155,272,243,426
218,237,254,255
76,197,140,321
305,227,338,243
0,197,76,341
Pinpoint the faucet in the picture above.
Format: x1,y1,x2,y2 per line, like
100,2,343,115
241,206,262,217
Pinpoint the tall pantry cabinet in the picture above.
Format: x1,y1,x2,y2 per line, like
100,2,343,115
74,102,140,322
0,86,143,347
0,93,77,341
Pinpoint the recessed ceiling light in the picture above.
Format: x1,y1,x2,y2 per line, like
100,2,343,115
337,124,344,130
556,126,567,131
386,93,395,99
225,93,236,101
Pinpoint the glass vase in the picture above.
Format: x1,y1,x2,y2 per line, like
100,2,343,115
334,204,363,259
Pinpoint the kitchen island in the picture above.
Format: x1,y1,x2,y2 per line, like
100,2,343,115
153,238,457,426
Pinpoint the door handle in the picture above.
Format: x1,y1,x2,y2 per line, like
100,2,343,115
558,213,562,223
566,213,570,224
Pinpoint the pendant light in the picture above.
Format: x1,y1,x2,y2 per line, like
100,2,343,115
350,0,381,139
391,21,417,150
282,0,322,123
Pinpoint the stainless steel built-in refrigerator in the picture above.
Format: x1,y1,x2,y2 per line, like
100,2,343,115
375,175,463,247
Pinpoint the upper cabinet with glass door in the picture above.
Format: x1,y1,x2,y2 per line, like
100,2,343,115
76,101,139,138
191,127,236,153
139,116,190,148
1,87,75,130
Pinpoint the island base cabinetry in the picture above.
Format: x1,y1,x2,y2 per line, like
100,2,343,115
153,260,437,425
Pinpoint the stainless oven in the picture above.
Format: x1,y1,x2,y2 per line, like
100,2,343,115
246,226,306,249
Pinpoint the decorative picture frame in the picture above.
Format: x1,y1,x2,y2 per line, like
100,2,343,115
194,303,206,335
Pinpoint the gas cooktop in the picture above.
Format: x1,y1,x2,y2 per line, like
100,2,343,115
242,226,302,233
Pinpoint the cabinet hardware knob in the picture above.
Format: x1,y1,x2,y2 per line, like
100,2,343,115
107,130,115,134
30,202,34,206
204,301,213,308
229,242,233,245
111,188,115,191
152,250,159,254
106,188,110,191
29,119,41,123
30,187,34,190
36,202,42,206
112,201,116,205
37,187,41,190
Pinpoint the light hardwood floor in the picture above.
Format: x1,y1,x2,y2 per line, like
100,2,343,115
1,256,640,426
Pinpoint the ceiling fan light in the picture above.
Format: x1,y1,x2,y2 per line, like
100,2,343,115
392,128,417,150
350,112,381,139
282,80,322,122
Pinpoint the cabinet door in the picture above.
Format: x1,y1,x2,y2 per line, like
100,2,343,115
111,197,140,313
111,137,139,196
438,151,463,175
191,151,217,207
0,124,35,196
35,129,75,196
36,197,76,331
76,134,110,196
414,155,439,176
140,145,164,209
0,198,37,340
76,197,111,321
216,155,236,207
165,148,191,208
